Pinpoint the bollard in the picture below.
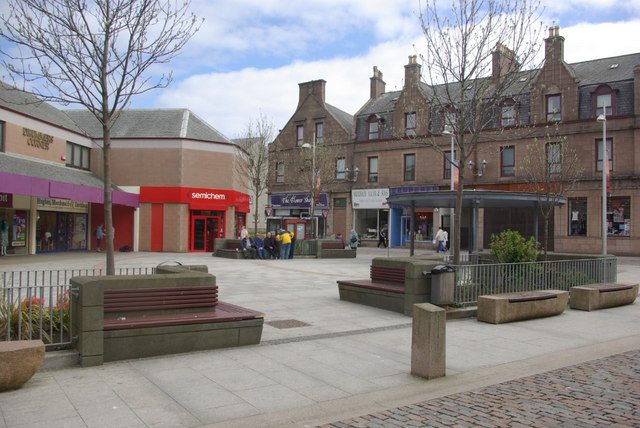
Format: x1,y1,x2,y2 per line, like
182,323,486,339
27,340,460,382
411,302,446,379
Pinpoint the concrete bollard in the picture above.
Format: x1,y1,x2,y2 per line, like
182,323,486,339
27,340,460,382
411,302,446,379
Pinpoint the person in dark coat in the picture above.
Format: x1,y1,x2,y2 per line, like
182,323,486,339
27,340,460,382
241,236,257,259
263,232,278,259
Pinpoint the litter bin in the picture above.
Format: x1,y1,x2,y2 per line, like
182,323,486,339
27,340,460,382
430,265,455,305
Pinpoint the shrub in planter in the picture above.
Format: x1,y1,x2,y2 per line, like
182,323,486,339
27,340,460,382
489,229,540,264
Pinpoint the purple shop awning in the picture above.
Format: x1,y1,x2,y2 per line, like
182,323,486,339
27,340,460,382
0,171,139,207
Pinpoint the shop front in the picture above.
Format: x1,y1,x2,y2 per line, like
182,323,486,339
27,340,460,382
36,197,89,252
352,188,389,245
139,187,250,252
266,192,329,239
388,186,440,248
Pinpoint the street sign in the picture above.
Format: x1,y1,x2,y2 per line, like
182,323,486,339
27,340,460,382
265,205,273,217
321,208,329,218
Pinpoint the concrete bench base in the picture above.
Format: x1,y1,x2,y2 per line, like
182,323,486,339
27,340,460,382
338,282,405,314
318,248,356,258
570,283,638,311
213,249,244,259
0,340,45,391
477,290,568,324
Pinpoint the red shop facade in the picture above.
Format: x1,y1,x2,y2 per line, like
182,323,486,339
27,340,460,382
139,186,250,252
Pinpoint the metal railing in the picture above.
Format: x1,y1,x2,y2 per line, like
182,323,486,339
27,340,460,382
1,267,155,349
452,257,617,306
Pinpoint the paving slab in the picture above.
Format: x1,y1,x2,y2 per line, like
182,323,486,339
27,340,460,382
0,248,639,427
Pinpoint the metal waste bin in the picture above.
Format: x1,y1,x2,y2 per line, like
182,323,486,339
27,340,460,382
430,265,455,305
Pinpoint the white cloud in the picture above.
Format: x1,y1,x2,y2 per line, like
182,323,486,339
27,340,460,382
155,7,640,140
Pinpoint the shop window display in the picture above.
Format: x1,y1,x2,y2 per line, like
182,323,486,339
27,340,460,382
607,197,630,237
568,198,587,236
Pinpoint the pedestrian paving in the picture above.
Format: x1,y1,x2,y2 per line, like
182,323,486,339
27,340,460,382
321,349,640,427
0,248,639,427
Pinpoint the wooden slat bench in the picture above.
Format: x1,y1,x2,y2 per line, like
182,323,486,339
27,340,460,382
570,282,638,311
337,265,406,313
317,241,356,258
101,285,263,363
477,290,568,324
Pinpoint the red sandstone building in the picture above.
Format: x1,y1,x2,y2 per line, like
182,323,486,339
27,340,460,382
269,28,640,256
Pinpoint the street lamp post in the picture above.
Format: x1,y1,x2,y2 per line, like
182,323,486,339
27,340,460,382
597,114,607,256
302,133,317,238
443,129,455,254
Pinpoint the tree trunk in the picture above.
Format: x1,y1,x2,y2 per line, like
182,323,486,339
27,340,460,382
103,120,115,275
454,172,464,264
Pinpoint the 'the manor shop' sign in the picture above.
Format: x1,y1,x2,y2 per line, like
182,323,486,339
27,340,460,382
270,192,329,209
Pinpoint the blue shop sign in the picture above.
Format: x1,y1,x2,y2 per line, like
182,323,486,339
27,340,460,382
270,192,329,209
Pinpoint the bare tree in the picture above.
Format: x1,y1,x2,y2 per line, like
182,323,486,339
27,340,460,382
416,0,544,263
234,113,274,235
0,0,201,273
519,124,583,259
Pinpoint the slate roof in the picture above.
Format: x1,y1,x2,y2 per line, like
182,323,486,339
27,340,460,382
0,151,115,190
0,82,86,134
569,52,640,85
64,109,232,143
326,103,354,133
358,52,640,116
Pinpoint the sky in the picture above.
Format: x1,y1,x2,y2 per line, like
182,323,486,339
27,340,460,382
3,0,640,139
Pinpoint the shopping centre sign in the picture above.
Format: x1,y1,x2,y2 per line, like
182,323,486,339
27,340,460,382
352,188,389,209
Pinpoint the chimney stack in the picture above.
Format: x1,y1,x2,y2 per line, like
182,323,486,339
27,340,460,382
404,55,421,88
298,79,326,108
370,66,386,99
492,43,520,79
544,25,564,64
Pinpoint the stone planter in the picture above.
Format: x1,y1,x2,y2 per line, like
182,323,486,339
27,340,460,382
0,340,45,391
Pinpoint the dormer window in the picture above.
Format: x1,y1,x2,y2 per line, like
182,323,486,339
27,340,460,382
405,112,416,137
592,85,615,117
442,109,457,133
296,125,304,146
367,115,381,140
546,94,561,122
500,99,517,127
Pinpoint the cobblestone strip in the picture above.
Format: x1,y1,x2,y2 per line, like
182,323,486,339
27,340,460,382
321,349,640,428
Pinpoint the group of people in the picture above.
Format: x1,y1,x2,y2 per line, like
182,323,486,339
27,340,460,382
239,227,295,260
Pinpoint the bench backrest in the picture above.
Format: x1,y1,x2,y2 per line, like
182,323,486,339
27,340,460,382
322,241,345,250
226,242,242,250
370,266,405,283
104,286,218,317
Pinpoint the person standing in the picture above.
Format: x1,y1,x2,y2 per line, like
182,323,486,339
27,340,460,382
443,228,449,252
95,224,104,252
276,228,293,259
377,228,388,248
348,229,359,250
239,226,248,240
0,219,8,256
435,227,446,253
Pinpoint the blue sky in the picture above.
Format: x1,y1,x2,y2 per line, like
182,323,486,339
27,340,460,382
3,0,640,138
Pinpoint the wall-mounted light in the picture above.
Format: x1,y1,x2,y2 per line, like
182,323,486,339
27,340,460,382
468,159,487,177
345,166,359,182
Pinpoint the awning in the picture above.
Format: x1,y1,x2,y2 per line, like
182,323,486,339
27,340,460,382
0,153,139,207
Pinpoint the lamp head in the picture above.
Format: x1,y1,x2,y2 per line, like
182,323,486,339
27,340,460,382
301,143,312,149
597,114,606,123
